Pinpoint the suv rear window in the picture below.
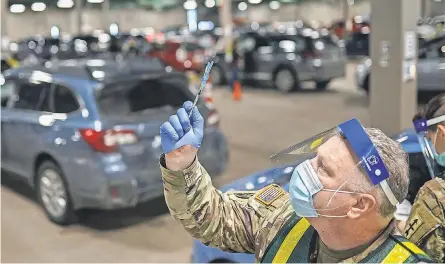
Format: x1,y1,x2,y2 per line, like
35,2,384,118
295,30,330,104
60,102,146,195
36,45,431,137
97,78,190,117
313,36,339,51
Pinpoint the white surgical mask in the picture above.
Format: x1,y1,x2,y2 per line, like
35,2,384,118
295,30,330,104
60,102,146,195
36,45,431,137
289,160,363,218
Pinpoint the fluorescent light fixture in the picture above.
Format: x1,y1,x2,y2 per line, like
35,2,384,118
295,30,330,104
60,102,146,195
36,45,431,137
269,0,280,9
57,0,74,8
248,0,262,4
205,0,216,8
238,2,247,11
184,0,197,10
10,4,26,13
31,2,46,12
87,0,105,3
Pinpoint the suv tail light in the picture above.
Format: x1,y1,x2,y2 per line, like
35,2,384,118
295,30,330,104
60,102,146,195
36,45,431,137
79,129,138,153
207,109,220,127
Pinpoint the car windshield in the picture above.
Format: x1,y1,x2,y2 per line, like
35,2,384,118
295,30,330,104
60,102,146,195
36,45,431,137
313,35,339,51
97,78,190,117
182,42,201,51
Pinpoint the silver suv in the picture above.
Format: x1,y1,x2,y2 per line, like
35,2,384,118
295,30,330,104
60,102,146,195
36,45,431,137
356,35,445,93
211,29,347,93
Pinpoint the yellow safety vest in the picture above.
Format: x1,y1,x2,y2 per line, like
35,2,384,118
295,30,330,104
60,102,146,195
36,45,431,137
261,214,432,263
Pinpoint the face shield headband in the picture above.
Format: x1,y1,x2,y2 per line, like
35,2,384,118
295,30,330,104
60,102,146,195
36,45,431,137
413,115,445,178
271,118,399,213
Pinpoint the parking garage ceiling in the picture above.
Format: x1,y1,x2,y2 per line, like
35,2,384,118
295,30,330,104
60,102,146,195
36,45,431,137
7,0,331,11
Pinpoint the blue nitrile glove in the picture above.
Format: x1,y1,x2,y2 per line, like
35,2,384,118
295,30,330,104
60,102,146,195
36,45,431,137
160,101,204,154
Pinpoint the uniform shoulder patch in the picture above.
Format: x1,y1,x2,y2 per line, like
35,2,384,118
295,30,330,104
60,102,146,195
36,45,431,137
405,213,424,238
254,184,285,206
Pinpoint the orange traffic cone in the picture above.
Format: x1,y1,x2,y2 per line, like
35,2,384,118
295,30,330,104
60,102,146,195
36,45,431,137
232,80,242,101
203,76,214,104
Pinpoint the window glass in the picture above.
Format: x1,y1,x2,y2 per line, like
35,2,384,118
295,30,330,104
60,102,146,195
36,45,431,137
13,82,50,111
420,37,445,59
53,85,79,113
270,36,307,53
97,79,189,117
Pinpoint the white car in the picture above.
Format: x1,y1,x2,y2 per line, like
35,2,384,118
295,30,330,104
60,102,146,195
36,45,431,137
356,35,445,93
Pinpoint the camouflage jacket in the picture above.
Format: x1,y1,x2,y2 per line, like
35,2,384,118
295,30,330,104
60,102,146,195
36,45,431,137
160,157,418,262
404,177,445,263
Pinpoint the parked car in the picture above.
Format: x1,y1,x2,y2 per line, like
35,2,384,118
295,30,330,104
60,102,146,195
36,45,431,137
211,29,347,93
191,128,429,263
345,32,370,57
0,57,228,225
148,39,206,72
356,34,445,93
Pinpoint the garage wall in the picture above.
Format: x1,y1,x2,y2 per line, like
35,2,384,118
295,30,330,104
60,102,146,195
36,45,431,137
4,1,371,41
6,8,188,40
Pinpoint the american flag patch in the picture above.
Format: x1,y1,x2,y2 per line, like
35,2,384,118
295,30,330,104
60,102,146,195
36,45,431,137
255,185,285,205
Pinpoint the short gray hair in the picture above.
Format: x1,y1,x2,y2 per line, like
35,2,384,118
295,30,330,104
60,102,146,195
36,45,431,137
338,128,410,217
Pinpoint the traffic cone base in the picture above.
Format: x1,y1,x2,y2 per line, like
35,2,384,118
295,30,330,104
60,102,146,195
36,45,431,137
232,80,242,101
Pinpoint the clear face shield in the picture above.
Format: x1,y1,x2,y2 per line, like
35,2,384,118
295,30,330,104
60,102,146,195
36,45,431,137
413,115,445,178
270,118,399,218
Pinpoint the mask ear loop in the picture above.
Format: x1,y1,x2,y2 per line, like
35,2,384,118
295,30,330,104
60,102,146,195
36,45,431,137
325,180,349,208
317,213,348,218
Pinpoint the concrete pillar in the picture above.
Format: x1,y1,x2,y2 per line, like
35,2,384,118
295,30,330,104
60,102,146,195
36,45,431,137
341,0,350,39
102,0,110,30
422,0,432,18
71,0,83,34
1,0,8,37
369,0,419,135
218,0,233,63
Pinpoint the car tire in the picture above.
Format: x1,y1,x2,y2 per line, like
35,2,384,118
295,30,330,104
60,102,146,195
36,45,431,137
315,80,330,91
36,160,77,226
211,64,225,86
209,259,235,263
273,67,298,93
363,75,370,94
1,60,10,73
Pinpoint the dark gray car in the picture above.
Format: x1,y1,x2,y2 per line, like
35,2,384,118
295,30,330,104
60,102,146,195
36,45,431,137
211,29,347,93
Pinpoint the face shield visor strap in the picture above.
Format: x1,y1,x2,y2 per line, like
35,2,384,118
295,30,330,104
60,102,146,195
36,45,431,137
338,119,399,206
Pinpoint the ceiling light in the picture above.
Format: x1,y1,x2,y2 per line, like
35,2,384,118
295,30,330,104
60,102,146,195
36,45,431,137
238,2,247,11
87,0,104,3
248,0,262,4
31,2,46,12
184,0,197,10
10,4,26,13
57,0,74,8
269,0,280,10
205,0,216,8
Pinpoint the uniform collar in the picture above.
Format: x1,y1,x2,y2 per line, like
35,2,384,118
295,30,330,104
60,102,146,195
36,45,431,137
344,219,397,263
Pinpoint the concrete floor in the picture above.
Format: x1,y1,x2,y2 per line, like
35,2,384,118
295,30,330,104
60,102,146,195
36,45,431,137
1,63,372,262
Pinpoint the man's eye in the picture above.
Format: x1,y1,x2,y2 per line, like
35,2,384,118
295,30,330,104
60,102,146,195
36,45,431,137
317,165,328,175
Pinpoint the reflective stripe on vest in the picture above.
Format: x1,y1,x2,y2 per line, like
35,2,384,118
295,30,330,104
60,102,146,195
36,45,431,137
382,240,430,263
272,218,311,263
261,214,433,263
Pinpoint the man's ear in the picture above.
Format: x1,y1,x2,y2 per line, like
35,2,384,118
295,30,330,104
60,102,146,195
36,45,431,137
437,124,445,138
347,194,377,219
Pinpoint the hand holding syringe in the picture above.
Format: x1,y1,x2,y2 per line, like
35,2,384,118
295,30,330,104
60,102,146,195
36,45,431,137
188,58,216,118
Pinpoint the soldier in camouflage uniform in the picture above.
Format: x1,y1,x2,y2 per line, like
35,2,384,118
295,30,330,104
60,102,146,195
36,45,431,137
404,94,445,263
159,101,432,263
